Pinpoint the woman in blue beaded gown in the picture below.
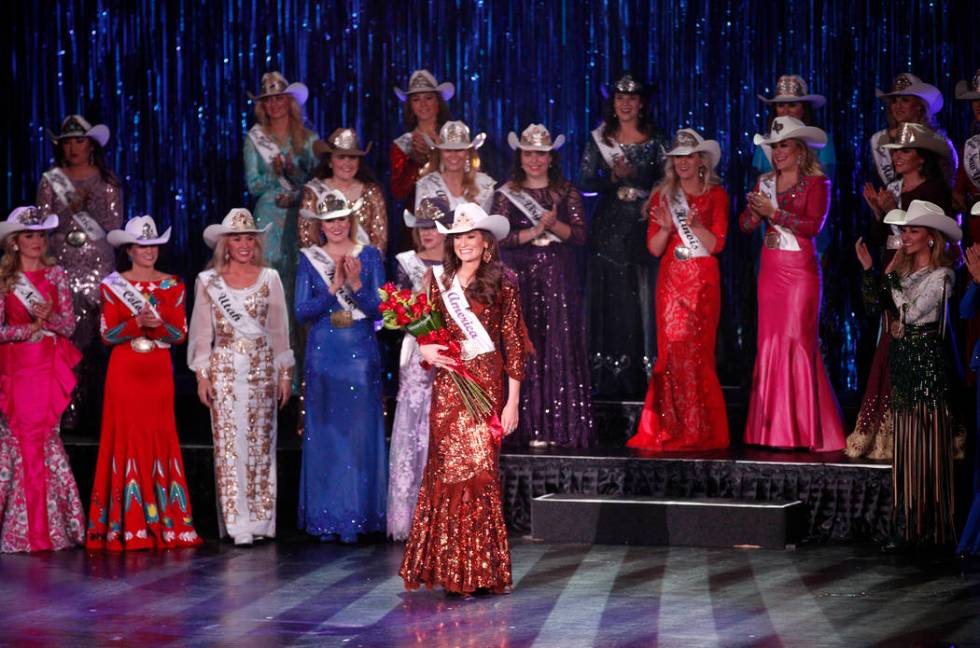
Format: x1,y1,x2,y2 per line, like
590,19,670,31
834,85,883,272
578,74,667,397
295,189,386,543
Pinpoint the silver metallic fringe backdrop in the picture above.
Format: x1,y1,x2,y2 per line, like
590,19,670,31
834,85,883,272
4,0,978,394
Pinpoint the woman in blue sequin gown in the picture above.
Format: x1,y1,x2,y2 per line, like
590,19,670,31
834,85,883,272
294,190,387,543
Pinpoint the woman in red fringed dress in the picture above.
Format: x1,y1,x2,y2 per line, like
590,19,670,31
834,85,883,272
627,129,729,451
86,216,202,551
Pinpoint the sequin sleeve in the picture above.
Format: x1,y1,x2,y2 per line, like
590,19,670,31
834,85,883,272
298,185,321,248
563,185,588,246
42,266,77,339
294,254,340,324
706,186,730,254
890,267,954,325
860,270,889,319
500,278,530,382
390,142,422,202
266,270,295,370
739,179,764,232
360,184,389,254
769,176,830,239
0,293,34,343
100,284,143,345
349,247,385,319
37,176,58,216
147,279,187,345
243,135,280,197
576,136,614,194
186,276,215,373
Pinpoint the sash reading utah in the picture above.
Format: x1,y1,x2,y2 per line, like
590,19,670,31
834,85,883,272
434,271,495,360
300,247,366,320
199,269,266,338
42,167,105,240
759,177,800,251
965,135,980,192
248,125,292,190
498,186,561,244
591,125,626,167
395,252,441,292
669,190,709,258
870,131,896,185
12,273,47,311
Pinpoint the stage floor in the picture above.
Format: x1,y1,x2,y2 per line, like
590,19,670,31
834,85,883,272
2,538,978,647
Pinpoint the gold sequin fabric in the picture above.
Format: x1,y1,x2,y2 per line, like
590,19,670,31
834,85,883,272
298,181,388,253
400,278,529,594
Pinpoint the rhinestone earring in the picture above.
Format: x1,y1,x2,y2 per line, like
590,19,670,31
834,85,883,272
698,166,706,180
928,239,935,248
464,157,472,174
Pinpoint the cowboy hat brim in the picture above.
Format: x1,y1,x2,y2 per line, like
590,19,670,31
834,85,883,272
0,213,59,242
107,226,173,248
435,213,510,241
883,208,962,242
394,81,455,103
955,80,980,101
507,132,566,151
324,141,373,157
297,198,364,224
753,126,827,149
248,82,309,106
875,84,943,115
881,136,952,161
429,131,486,151
757,93,827,108
47,124,111,148
666,140,722,168
202,223,271,249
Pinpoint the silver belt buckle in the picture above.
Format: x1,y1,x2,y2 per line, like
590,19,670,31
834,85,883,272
66,230,89,247
674,246,694,261
131,336,155,353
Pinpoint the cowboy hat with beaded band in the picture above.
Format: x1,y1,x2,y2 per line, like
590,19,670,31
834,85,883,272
599,73,646,100
45,115,110,148
753,116,827,149
665,128,722,169
883,199,962,242
955,69,980,101
507,124,565,152
393,69,455,103
299,189,363,222
875,73,944,116
435,203,510,241
106,215,172,248
247,71,309,106
403,197,452,229
322,128,372,157
757,75,826,108
881,122,954,161
0,207,59,242
423,121,486,151
202,209,271,249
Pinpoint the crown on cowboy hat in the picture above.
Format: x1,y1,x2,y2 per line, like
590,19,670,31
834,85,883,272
46,115,110,148
665,128,722,168
394,69,455,102
202,208,271,248
507,124,565,152
424,121,486,151
107,215,172,248
247,71,309,106
883,199,962,242
753,116,827,149
599,73,645,100
881,122,953,161
322,128,372,156
298,189,363,222
876,73,943,116
955,69,980,101
757,75,826,108
0,207,59,242
435,203,510,241
404,197,452,229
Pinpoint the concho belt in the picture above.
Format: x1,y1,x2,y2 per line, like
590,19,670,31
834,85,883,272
131,336,155,353
66,230,89,247
330,310,354,328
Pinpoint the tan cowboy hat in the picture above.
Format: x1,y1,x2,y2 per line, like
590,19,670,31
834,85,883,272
507,124,566,152
202,209,271,248
435,203,509,241
423,121,486,150
757,75,826,108
881,122,952,161
107,215,172,247
876,73,943,116
0,207,59,242
883,200,962,242
404,197,452,229
247,71,309,106
753,116,827,149
665,128,722,168
955,69,980,101
298,189,363,222
394,69,455,102
322,128,372,156
46,115,110,148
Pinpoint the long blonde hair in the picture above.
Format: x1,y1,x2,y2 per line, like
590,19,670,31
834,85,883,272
895,229,958,277
206,235,267,274
649,152,722,213
763,139,825,182
0,234,56,295
254,96,312,155
419,148,483,203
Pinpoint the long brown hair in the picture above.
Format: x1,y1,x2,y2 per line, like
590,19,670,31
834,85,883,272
402,93,451,131
509,150,566,190
441,230,502,305
895,229,959,277
54,138,120,186
0,233,57,295
254,96,313,155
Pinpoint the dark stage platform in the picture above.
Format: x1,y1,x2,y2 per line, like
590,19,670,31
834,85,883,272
2,537,979,646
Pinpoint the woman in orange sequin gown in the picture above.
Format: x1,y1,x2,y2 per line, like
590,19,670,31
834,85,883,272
400,204,530,595
627,129,729,451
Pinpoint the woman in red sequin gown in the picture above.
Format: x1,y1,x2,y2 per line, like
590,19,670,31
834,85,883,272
627,130,729,451
400,204,530,595
86,216,202,551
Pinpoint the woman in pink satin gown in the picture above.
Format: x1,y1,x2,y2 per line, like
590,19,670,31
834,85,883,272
740,117,845,451
0,207,85,552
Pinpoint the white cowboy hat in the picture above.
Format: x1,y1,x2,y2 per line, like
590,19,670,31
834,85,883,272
883,199,962,242
424,121,486,151
881,122,953,161
394,69,455,102
107,215,172,248
247,71,309,106
0,207,59,242
876,73,943,116
972,201,980,216
435,203,509,241
46,114,110,148
955,69,980,101
665,128,722,168
507,124,566,152
404,197,451,229
202,209,271,248
753,116,827,149
298,189,363,222
757,75,826,108
322,127,372,156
